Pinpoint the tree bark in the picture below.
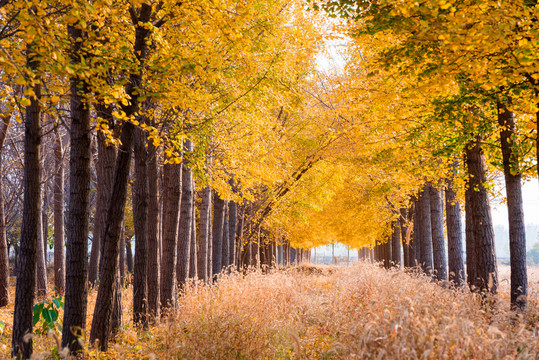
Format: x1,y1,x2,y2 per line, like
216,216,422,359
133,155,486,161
110,265,123,336
211,192,226,277
147,143,160,320
126,238,133,274
207,193,213,276
391,219,401,268
53,131,65,295
464,186,476,289
417,186,433,274
133,126,148,326
197,186,211,282
89,105,116,285
119,225,125,284
429,184,447,281
189,197,197,279
465,137,498,294
498,101,527,309
221,203,229,269
0,116,9,306
236,204,245,269
112,221,124,336
12,48,41,359
62,23,92,355
446,167,465,286
228,201,237,268
412,199,421,267
36,183,47,298
177,140,194,286
89,121,135,350
160,162,181,312
400,208,409,268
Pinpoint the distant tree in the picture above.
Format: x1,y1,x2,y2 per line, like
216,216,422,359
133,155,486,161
527,243,539,264
197,186,212,282
0,115,10,307
177,140,194,286
429,184,447,281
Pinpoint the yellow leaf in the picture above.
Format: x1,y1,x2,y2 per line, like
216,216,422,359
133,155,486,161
20,97,31,107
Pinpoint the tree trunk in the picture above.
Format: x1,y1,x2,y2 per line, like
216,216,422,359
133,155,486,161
207,194,213,276
391,219,401,268
112,220,125,335
498,101,527,309
236,203,245,269
126,238,133,274
197,186,211,282
89,4,152,339
62,23,92,355
400,208,409,268
211,193,226,277
133,126,148,326
147,143,160,320
12,48,41,359
0,156,8,307
119,224,125,284
429,184,447,281
89,121,135,350
42,190,49,265
160,163,181,312
221,203,229,269
177,140,194,286
110,265,123,336
89,105,116,285
253,229,260,268
228,201,237,268
382,237,391,269
446,167,465,286
418,186,433,274
0,115,9,307
53,131,65,295
36,184,47,298
464,186,476,289
189,197,197,279
412,199,421,267
465,137,498,294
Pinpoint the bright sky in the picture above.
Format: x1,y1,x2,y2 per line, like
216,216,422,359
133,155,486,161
491,178,539,227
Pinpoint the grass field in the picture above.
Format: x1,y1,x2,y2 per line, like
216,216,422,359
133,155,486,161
0,262,538,359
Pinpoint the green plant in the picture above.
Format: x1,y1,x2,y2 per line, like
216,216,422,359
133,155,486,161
33,296,64,335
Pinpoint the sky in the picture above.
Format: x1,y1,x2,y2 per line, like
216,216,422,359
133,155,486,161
491,178,539,227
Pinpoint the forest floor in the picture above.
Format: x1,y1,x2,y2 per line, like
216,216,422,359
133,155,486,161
0,262,538,359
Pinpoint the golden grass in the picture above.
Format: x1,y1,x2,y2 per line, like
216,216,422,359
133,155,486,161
1,262,538,359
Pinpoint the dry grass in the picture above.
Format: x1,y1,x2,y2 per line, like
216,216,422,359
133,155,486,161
0,262,538,359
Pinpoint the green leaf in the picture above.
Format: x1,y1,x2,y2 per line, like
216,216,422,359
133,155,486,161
49,309,58,323
52,298,61,308
0,320,5,334
42,308,52,324
33,303,44,326
33,311,41,326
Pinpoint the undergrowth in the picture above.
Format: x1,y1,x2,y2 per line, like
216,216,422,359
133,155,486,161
0,262,538,359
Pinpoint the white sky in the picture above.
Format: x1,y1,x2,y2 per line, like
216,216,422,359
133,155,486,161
491,178,539,227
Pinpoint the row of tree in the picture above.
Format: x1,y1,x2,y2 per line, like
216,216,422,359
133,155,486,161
317,0,533,311
0,1,327,359
2,0,539,358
